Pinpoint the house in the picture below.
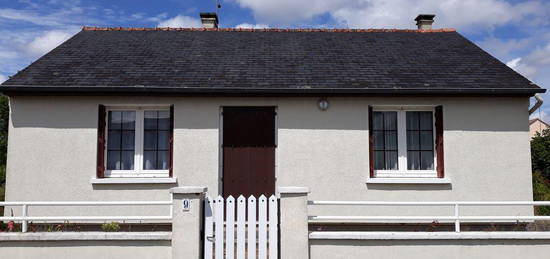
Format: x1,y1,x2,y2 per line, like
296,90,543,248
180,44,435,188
1,13,548,259
530,117,549,138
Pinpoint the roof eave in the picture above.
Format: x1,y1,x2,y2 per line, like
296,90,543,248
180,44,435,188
0,85,545,96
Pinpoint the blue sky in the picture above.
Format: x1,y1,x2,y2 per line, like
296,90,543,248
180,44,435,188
0,0,548,120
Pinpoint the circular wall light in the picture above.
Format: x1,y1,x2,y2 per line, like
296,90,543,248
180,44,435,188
318,98,329,111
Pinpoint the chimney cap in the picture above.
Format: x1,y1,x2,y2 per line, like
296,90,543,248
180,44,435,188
200,12,219,23
200,12,219,29
415,14,435,21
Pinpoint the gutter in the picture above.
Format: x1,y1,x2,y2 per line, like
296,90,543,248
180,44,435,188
0,85,546,96
529,94,544,115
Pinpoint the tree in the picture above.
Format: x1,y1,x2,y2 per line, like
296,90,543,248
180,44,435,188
531,129,550,179
531,129,550,215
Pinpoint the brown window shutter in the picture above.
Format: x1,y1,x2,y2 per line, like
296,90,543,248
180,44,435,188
96,105,106,178
368,105,374,178
169,105,174,177
435,105,444,178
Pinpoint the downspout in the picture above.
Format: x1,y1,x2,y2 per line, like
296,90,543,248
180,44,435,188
529,94,544,115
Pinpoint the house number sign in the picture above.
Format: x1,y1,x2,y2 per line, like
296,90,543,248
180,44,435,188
182,199,190,211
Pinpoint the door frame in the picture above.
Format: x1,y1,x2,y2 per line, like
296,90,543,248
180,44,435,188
218,106,278,196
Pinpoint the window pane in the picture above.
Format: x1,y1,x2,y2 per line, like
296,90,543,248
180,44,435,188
144,111,158,130
121,131,135,150
373,112,384,130
374,151,385,170
384,131,397,150
107,131,121,149
107,151,120,170
406,112,419,130
121,151,134,170
407,151,420,170
407,111,434,171
420,151,434,170
144,131,158,150
419,112,433,130
142,109,171,171
158,151,169,170
407,131,419,150
385,151,398,170
158,111,170,130
144,151,157,170
108,111,122,130
384,112,397,130
158,131,170,150
420,131,433,151
107,110,136,171
121,111,135,130
374,131,384,150
373,111,398,171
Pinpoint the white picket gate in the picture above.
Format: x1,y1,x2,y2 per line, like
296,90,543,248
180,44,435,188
204,195,279,259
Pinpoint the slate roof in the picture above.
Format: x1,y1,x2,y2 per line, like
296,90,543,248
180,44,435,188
1,27,545,95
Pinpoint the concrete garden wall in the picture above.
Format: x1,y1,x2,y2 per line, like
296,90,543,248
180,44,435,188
310,239,550,259
0,232,171,259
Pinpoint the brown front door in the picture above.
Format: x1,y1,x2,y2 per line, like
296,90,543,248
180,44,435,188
222,107,276,198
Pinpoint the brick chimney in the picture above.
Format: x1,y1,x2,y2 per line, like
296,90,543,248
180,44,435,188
200,12,219,29
415,14,435,30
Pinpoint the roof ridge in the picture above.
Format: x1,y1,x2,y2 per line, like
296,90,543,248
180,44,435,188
530,118,550,126
81,26,456,33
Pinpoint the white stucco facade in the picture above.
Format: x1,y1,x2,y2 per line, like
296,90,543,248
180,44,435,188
4,96,533,217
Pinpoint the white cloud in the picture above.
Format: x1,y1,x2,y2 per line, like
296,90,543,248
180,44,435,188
0,8,65,26
506,42,550,79
0,50,18,59
235,0,346,25
0,74,7,84
131,13,146,20
157,15,202,28
506,57,522,69
23,30,76,57
235,23,269,29
0,5,101,27
147,13,168,23
530,109,549,123
477,37,531,61
234,0,550,30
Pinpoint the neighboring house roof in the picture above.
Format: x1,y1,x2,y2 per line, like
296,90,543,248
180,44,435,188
530,118,550,127
1,27,545,96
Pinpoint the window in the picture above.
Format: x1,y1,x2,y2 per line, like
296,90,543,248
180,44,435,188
371,107,439,178
373,112,398,170
107,111,136,170
103,107,172,177
406,111,434,170
143,110,171,170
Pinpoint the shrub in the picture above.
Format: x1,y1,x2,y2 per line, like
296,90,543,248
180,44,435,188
101,222,121,232
531,129,550,179
533,171,550,215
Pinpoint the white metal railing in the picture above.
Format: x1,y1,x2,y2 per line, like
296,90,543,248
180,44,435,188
308,200,550,232
0,201,172,232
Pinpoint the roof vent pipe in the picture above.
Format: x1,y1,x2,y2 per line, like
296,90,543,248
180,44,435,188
200,12,219,29
415,14,435,30
529,94,544,115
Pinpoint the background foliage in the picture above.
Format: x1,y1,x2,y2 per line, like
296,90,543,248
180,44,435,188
532,129,550,215
532,129,550,177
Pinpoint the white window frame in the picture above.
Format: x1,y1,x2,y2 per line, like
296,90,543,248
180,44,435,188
104,106,170,178
373,105,437,178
